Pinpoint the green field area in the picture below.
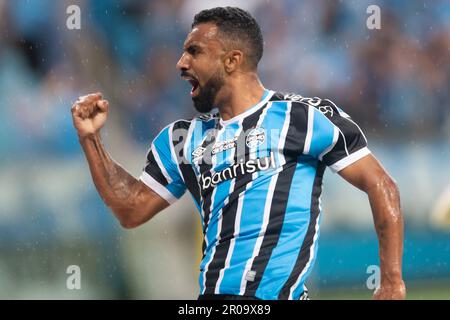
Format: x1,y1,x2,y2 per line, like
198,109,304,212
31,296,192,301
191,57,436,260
312,281,450,300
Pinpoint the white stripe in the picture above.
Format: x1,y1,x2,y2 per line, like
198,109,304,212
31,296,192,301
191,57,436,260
239,172,279,295
329,147,371,173
151,141,173,184
299,284,309,300
201,180,234,294
215,101,274,292
139,171,177,204
336,108,350,118
318,126,339,161
278,102,292,166
288,212,321,300
211,125,227,169
225,179,236,207
181,119,207,219
211,115,244,218
192,136,207,176
228,117,245,165
198,199,204,221
338,130,349,156
168,123,185,183
259,102,272,124
192,169,204,221
183,119,196,164
303,105,314,155
346,117,368,143
220,90,275,126
214,189,245,293
306,105,353,157
235,102,274,294
250,101,272,161
314,107,350,156
190,123,208,225
205,99,276,293
324,98,367,146
193,123,217,175
202,118,244,294
203,186,218,250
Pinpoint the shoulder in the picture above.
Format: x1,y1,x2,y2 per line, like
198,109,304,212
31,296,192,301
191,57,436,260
155,113,219,146
272,91,337,108
270,91,347,120
169,112,219,130
158,113,217,133
195,112,220,122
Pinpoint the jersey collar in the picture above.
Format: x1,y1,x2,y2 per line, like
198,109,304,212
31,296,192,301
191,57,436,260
219,89,275,126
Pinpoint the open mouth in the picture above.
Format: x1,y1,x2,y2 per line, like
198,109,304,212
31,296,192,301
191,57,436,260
182,75,200,97
189,79,200,97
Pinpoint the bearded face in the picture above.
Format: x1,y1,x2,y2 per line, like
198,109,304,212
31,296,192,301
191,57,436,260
177,23,229,113
189,70,225,113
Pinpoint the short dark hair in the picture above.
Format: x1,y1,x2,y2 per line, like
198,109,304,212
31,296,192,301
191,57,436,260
192,7,263,70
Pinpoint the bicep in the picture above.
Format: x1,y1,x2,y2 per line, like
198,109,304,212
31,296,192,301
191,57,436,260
337,153,391,192
132,179,171,224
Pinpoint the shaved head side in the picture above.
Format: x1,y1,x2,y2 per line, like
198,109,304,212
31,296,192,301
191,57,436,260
192,7,264,70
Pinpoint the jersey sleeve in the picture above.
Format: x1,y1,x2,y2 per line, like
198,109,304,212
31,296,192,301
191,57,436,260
139,124,186,204
302,99,371,173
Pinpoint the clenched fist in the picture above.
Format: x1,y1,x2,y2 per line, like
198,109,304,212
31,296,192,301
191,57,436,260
71,92,109,139
373,280,406,300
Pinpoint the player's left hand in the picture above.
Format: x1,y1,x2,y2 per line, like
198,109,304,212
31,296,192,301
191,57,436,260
373,280,406,300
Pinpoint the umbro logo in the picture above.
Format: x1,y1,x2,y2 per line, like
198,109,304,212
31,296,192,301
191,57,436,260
192,146,205,161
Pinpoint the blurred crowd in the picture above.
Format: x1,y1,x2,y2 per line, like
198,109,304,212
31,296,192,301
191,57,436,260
1,0,449,162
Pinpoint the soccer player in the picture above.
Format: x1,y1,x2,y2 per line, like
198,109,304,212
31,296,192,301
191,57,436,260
71,7,405,300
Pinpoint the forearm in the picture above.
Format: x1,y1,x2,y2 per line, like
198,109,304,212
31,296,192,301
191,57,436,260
367,175,404,284
79,133,143,221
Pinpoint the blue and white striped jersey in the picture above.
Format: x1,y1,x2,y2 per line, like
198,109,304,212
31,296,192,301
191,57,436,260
139,89,370,300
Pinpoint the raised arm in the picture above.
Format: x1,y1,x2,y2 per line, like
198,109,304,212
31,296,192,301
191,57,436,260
338,153,406,300
71,93,169,228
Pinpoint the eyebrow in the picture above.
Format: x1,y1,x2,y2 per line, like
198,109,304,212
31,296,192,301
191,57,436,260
183,42,203,51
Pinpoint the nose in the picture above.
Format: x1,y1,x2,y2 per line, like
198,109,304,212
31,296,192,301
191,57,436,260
176,52,189,71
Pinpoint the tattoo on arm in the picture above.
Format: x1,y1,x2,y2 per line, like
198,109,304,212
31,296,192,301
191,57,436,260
81,133,142,208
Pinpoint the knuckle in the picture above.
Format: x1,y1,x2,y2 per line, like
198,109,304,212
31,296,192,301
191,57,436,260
90,92,102,99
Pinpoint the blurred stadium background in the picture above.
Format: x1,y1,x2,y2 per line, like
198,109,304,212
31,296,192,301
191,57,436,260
0,0,449,299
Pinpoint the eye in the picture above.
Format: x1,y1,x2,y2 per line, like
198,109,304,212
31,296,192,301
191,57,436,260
187,45,200,56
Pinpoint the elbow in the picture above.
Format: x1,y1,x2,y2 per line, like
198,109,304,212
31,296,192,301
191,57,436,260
120,219,140,229
385,175,400,199
110,205,143,229
370,174,403,225
120,209,156,229
367,172,400,198
107,192,160,229
118,209,143,229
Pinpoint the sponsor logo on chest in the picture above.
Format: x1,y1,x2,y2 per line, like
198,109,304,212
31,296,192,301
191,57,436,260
200,151,276,191
191,127,267,163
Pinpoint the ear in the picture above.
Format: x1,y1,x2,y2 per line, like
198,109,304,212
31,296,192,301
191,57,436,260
223,50,244,73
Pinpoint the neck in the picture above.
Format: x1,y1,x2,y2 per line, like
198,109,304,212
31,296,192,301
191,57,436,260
216,73,266,121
